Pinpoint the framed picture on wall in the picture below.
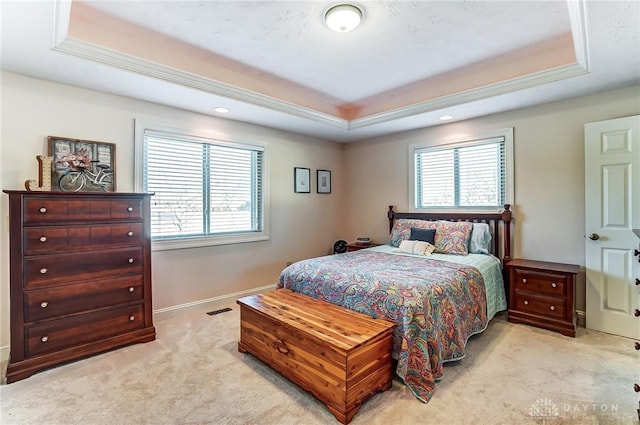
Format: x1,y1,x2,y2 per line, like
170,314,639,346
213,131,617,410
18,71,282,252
48,136,116,192
317,169,331,194
294,167,310,193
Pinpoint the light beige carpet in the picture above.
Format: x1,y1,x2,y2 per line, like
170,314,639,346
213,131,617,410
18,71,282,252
0,301,638,425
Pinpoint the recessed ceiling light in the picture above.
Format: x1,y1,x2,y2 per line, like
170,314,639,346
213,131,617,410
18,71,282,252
214,107,229,114
325,4,363,33
439,115,454,121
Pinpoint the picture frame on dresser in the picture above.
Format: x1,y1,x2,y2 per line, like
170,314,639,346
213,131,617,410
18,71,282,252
48,136,116,192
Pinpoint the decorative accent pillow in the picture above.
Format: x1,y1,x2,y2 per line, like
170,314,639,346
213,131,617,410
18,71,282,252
409,227,436,245
469,222,492,254
389,219,437,247
398,239,435,256
434,220,474,255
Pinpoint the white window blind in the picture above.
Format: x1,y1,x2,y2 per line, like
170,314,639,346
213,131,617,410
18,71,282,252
415,137,506,209
143,130,264,242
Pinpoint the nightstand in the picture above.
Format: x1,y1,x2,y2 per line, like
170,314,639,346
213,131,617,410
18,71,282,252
345,242,378,252
507,259,580,337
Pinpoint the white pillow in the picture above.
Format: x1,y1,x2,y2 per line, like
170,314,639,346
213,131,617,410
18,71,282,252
469,223,492,254
398,240,435,256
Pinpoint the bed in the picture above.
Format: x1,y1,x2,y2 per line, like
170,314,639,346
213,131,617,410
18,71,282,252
277,205,513,403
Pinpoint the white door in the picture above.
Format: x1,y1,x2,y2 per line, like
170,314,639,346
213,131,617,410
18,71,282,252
585,115,640,339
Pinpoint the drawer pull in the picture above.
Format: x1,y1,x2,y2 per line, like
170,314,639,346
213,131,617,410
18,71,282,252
127,206,134,212
550,305,556,311
522,278,527,283
40,268,48,274
634,341,640,350
128,258,134,264
127,231,134,237
39,207,47,214
551,283,557,288
129,315,135,321
40,301,48,308
41,336,48,343
128,287,135,293
39,236,47,243
274,339,289,355
523,300,529,305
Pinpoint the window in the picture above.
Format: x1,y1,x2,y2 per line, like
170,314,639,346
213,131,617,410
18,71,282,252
410,128,513,210
135,121,268,250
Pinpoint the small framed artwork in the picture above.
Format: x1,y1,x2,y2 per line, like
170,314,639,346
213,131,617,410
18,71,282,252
317,169,331,194
48,136,116,192
294,167,310,193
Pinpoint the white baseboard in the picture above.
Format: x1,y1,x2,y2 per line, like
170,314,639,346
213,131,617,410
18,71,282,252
153,283,275,322
1,345,8,365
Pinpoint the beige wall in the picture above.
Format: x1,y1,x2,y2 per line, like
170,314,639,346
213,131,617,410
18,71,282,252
343,84,640,312
0,72,345,352
1,70,638,356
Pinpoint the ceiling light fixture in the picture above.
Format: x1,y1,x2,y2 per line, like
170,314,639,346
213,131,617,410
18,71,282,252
325,4,363,33
214,107,230,114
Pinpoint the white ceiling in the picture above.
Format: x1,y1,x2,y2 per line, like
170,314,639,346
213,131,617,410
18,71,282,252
1,0,639,142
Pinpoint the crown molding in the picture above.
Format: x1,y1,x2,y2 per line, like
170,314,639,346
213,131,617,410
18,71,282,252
52,0,591,133
348,62,589,129
567,0,590,71
52,37,350,130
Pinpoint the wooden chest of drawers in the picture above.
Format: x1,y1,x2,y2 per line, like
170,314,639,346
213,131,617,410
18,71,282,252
3,191,156,383
237,289,395,424
507,258,580,337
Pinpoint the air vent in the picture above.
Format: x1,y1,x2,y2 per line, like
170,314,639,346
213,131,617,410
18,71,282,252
206,307,232,316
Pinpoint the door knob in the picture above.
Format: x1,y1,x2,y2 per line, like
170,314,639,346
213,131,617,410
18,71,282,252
636,278,640,286
635,309,640,317
634,249,640,257
589,233,600,240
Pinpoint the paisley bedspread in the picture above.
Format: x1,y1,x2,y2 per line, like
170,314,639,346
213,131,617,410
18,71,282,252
277,250,497,403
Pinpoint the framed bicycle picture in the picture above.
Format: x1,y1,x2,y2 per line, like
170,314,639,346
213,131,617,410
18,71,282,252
48,136,116,192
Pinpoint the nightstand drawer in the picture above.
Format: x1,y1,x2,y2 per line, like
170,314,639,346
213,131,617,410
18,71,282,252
513,293,565,319
512,268,566,297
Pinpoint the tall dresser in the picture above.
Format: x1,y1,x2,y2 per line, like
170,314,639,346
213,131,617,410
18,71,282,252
3,191,155,383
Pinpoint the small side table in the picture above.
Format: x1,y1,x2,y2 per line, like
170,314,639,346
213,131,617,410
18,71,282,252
507,258,580,337
345,242,378,252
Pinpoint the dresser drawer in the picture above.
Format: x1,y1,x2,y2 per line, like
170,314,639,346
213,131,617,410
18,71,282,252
25,275,144,323
512,268,567,297
24,247,143,289
24,198,143,224
24,223,143,254
26,304,145,357
513,293,565,319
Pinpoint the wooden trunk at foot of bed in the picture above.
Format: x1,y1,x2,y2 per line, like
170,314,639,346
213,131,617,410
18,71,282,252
237,289,395,424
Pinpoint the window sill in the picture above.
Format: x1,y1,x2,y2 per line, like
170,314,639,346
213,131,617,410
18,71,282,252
151,233,269,251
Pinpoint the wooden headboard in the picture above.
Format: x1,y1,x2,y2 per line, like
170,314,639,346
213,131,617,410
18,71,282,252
387,204,513,265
